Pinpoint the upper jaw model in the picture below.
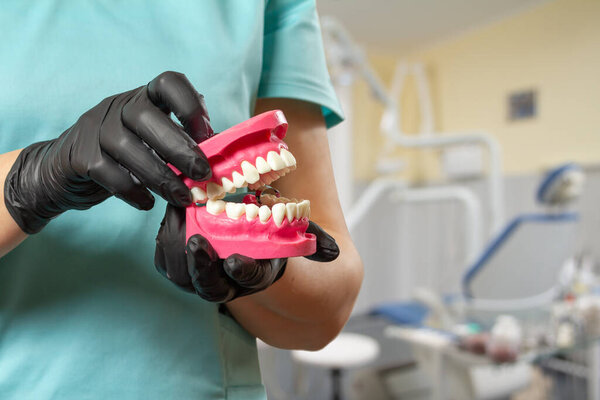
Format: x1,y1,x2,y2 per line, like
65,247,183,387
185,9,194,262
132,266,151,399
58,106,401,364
172,110,316,259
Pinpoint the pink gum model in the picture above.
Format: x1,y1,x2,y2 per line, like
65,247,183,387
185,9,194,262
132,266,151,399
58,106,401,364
172,110,316,259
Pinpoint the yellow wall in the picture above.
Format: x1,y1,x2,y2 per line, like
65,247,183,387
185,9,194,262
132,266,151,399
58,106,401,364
353,0,600,181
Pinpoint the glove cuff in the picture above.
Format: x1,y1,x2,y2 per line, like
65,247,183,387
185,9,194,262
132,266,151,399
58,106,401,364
4,141,61,234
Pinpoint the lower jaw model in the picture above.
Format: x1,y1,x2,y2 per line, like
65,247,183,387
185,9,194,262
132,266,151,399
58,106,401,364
173,110,316,259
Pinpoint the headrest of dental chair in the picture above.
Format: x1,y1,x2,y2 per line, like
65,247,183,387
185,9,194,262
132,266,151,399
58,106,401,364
536,163,585,206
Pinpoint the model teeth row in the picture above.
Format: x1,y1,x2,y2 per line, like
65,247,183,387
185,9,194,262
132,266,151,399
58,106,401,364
190,148,297,202
206,199,310,226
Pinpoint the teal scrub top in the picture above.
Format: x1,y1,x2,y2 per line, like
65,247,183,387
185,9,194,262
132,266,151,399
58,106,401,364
0,1,343,399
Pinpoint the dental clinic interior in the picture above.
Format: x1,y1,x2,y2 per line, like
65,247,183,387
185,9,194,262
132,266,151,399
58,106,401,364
260,0,600,399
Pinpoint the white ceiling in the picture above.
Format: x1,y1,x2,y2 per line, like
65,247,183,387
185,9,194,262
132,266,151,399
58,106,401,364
317,0,551,54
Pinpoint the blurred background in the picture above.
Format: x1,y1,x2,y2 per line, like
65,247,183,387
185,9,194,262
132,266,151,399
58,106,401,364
259,0,600,399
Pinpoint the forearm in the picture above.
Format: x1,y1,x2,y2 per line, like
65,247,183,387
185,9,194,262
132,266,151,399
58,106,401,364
0,149,28,257
226,98,363,350
226,235,362,350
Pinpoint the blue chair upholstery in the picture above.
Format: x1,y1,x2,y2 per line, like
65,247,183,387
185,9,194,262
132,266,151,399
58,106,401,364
371,301,429,326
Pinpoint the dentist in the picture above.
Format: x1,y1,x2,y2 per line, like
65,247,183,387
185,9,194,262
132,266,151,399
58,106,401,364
0,1,362,399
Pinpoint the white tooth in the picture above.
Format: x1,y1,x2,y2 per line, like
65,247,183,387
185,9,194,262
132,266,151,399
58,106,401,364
298,200,311,219
280,148,296,167
226,203,246,219
221,177,235,193
285,202,298,222
206,199,226,215
267,151,286,171
232,171,247,188
190,187,207,203
259,205,272,223
241,161,260,184
272,203,286,227
245,204,259,221
255,156,271,174
206,182,225,199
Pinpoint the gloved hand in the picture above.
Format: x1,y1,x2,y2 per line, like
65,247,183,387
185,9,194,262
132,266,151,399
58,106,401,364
155,204,340,302
4,71,213,234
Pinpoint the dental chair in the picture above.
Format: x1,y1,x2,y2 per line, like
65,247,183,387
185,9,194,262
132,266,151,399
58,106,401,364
462,163,583,322
370,163,585,400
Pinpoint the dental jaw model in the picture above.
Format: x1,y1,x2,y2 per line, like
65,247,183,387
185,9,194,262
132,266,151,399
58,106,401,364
173,110,316,259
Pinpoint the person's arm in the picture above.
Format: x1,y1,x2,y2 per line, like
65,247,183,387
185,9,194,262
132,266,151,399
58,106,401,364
2,72,212,259
0,149,27,257
225,98,363,350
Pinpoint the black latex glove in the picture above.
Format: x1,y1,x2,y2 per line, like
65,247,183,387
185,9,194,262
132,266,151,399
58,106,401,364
155,204,340,302
4,71,213,234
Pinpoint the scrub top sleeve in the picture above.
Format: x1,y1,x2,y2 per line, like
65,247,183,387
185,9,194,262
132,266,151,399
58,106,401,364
258,0,344,128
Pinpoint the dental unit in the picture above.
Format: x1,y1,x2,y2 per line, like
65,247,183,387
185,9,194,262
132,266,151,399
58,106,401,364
171,110,316,259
